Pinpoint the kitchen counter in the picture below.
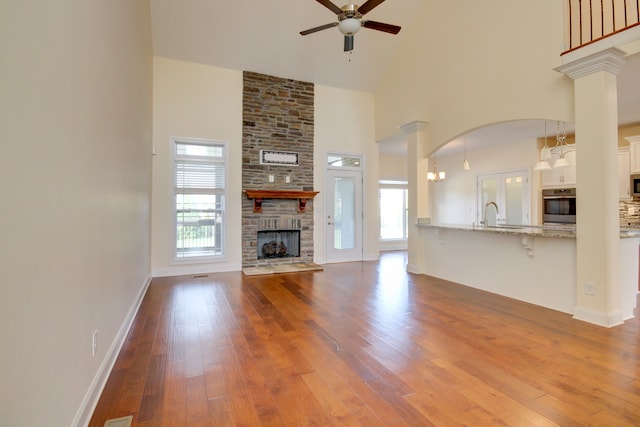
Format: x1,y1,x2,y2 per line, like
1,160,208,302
416,220,640,239
620,226,640,238
410,220,640,320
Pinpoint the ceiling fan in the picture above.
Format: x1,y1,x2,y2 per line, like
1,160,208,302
300,0,401,52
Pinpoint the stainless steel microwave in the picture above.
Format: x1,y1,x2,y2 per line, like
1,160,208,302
632,174,640,199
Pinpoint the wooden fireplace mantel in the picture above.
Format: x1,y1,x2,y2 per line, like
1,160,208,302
243,189,319,213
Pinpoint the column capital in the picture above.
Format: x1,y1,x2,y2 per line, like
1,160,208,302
555,48,626,80
399,120,429,134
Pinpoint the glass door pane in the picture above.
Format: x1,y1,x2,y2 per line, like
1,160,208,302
504,175,524,225
325,167,363,263
477,170,530,226
479,175,499,226
380,187,408,239
333,177,355,250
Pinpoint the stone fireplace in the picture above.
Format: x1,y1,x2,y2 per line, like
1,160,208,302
241,71,316,268
257,229,300,260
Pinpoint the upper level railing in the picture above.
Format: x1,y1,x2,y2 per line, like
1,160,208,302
564,0,640,54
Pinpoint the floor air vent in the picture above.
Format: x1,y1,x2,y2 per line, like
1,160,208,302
104,415,133,427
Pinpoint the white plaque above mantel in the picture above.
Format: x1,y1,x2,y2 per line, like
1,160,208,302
260,150,299,166
243,189,319,213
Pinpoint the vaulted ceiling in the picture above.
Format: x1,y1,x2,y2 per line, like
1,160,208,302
150,0,425,93
150,1,640,155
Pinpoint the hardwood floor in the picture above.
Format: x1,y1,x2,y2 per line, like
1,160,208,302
89,251,640,426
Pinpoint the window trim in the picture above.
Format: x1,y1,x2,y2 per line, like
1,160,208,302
171,137,228,263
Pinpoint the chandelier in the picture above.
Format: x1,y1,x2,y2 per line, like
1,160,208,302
534,121,573,170
427,153,446,183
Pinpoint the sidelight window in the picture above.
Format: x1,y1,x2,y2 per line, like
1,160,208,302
173,138,226,260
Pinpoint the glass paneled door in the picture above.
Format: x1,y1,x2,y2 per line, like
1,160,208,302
326,168,363,263
477,170,530,226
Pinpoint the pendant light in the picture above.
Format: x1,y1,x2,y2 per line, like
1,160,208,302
463,136,470,171
427,153,445,183
534,120,552,171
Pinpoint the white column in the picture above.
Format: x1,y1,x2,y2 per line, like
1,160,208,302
400,121,429,274
556,48,626,327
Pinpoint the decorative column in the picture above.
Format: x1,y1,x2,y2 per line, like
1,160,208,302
400,120,429,274
556,48,626,327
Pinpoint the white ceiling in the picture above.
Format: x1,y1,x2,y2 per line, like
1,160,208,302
150,0,640,156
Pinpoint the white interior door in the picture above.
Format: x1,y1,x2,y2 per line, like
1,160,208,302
325,168,363,263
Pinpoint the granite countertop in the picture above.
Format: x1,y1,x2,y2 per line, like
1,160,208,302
620,226,640,238
417,220,640,239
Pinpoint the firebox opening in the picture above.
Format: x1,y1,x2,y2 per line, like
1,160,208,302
257,229,301,259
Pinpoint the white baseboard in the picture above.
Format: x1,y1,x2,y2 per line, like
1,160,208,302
152,262,241,277
406,263,423,274
572,306,624,328
364,252,380,261
72,275,151,427
378,240,408,251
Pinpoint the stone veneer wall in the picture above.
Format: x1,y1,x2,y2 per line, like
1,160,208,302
242,71,315,267
620,199,640,226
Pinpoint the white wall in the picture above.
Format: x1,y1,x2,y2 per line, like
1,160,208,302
379,153,408,181
151,64,379,269
151,58,243,276
375,0,573,151
314,85,379,262
429,139,541,225
0,2,153,426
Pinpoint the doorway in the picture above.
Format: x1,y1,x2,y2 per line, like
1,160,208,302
477,170,530,226
325,154,363,263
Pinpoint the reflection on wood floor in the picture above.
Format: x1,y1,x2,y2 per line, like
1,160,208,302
90,250,640,426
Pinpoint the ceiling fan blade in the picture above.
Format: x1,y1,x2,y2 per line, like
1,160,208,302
357,0,386,15
344,35,354,51
315,0,343,15
300,22,339,35
363,20,401,34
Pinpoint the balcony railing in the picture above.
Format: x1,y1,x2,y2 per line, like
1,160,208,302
564,0,640,53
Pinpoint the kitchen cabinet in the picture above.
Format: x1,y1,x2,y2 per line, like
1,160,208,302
628,136,640,173
541,146,576,188
619,147,631,200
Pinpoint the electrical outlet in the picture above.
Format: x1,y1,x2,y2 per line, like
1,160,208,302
285,176,290,183
268,175,274,183
629,207,636,215
92,330,98,356
584,282,596,296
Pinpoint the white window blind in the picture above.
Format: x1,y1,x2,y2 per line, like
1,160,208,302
174,139,226,259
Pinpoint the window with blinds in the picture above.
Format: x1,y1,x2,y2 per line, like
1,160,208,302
173,138,226,259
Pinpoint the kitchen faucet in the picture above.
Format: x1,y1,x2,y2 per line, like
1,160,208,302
481,201,499,228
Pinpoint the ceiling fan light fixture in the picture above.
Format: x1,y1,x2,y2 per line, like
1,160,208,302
339,18,361,35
